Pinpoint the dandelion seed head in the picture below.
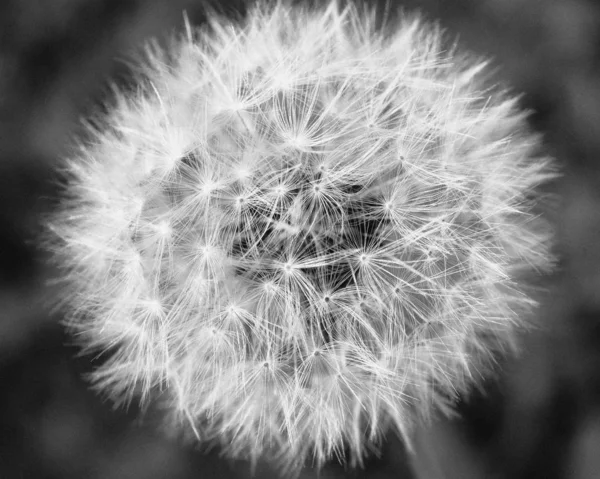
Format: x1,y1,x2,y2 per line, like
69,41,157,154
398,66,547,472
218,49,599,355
45,0,558,475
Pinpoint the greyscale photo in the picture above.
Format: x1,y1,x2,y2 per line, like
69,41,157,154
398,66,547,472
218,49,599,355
0,1,591,478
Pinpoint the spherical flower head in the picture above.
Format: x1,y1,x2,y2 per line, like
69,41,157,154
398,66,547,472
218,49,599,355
45,0,557,474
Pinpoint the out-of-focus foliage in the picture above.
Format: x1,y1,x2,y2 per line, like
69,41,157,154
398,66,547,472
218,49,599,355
0,1,597,478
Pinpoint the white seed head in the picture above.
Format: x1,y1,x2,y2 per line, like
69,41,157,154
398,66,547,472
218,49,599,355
45,0,557,474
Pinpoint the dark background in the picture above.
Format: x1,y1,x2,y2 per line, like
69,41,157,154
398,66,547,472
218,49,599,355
0,0,597,477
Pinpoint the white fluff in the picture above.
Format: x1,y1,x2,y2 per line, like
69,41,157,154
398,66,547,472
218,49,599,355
45,0,557,474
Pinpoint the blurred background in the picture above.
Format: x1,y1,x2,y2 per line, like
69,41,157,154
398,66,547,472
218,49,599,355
0,0,596,477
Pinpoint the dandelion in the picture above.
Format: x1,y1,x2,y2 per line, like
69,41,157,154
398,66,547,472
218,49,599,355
44,0,557,475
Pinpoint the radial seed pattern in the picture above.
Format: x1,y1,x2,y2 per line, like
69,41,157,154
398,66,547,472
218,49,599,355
47,0,556,473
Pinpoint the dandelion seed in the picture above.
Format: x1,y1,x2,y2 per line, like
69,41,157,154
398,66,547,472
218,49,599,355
44,0,558,476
